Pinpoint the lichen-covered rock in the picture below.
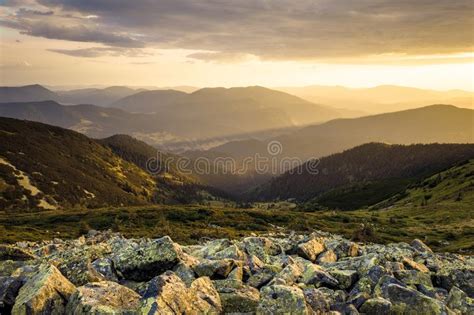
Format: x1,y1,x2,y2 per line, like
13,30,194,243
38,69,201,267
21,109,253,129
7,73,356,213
373,275,406,298
295,258,338,288
66,281,140,314
317,249,338,264
113,236,183,282
0,260,26,277
11,264,76,315
140,271,192,314
193,259,237,279
329,269,359,290
189,276,222,313
247,265,280,288
296,238,325,262
89,258,119,282
383,283,449,314
192,239,232,259
38,240,113,286
328,253,380,275
0,276,23,314
213,244,245,261
318,287,348,311
270,257,303,286
246,254,265,273
172,261,196,287
2,230,473,315
303,288,330,313
257,285,310,315
360,297,392,314
411,239,433,253
433,268,474,298
241,237,281,263
394,270,432,288
219,285,260,313
446,286,474,314
0,245,36,261
402,257,430,273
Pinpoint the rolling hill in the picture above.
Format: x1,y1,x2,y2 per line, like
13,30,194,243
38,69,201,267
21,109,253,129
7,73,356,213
57,86,144,106
0,84,59,103
208,105,474,162
0,117,157,211
0,100,166,139
251,143,474,210
0,86,348,146
373,159,474,210
111,86,345,128
0,118,212,211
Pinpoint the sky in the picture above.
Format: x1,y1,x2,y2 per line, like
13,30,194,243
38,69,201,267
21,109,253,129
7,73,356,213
0,0,473,90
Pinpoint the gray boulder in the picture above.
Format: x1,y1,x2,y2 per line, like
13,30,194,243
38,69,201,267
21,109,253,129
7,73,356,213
383,283,450,314
0,276,23,314
360,297,392,314
66,281,140,314
140,271,192,314
296,238,325,262
257,285,310,315
11,264,76,315
219,285,260,314
113,236,183,282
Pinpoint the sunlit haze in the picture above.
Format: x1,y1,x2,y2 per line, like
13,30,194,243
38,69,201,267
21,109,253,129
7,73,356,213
1,1,473,90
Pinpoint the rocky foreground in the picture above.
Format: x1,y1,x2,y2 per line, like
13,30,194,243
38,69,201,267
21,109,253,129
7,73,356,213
0,230,473,315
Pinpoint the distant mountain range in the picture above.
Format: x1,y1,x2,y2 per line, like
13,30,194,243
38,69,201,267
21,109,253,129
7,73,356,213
0,84,59,103
0,85,353,146
251,142,474,209
110,86,344,126
207,105,474,162
279,85,473,114
0,100,164,139
1,115,472,212
57,86,145,106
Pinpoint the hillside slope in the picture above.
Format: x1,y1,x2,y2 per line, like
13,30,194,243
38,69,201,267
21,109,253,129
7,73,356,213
374,159,474,210
0,117,159,211
253,143,474,209
0,100,173,140
0,118,214,211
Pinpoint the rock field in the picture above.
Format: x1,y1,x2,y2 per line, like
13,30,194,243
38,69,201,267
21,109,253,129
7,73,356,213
0,230,473,314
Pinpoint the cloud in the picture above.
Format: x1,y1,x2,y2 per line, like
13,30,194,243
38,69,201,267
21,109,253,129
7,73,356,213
186,52,253,63
0,60,33,69
48,47,149,57
1,0,473,61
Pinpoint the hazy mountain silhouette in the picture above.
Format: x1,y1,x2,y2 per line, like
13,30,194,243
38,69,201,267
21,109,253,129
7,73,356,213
209,105,474,162
0,84,59,103
57,86,145,106
279,85,473,114
111,86,345,127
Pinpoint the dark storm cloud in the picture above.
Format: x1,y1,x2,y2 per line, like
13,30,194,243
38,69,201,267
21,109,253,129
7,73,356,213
2,0,473,60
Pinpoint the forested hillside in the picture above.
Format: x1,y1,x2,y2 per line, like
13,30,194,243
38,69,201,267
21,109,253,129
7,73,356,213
253,143,474,209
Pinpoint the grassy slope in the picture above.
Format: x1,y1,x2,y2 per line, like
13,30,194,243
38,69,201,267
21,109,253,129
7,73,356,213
0,118,158,211
1,154,471,254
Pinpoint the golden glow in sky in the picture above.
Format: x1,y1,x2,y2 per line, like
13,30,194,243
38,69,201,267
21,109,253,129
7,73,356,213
0,0,473,90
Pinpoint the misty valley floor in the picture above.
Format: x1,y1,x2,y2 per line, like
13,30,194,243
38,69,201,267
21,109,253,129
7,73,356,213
1,201,472,255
